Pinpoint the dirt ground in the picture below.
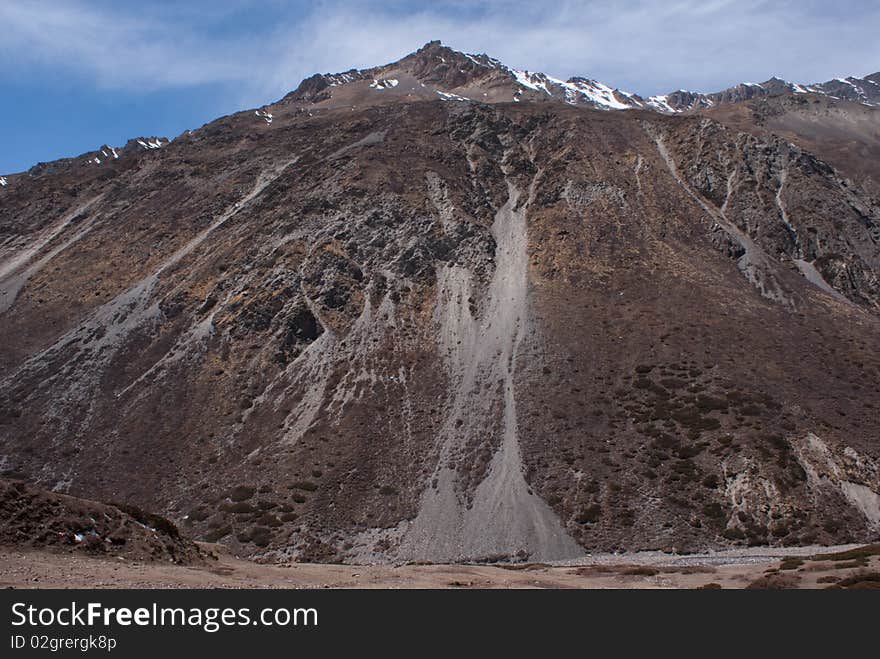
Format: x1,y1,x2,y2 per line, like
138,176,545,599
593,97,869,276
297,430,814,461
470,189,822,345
1,543,878,589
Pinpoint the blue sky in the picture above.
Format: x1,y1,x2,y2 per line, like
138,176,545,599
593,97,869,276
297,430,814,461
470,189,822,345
2,0,878,174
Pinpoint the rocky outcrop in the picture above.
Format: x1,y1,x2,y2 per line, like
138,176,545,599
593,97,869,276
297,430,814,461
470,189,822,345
0,479,204,563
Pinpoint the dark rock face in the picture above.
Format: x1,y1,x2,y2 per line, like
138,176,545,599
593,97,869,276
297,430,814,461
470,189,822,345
663,90,713,111
1,46,879,563
404,40,491,88
286,73,333,103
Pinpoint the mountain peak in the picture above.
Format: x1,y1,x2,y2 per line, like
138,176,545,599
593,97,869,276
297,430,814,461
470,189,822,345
415,39,444,53
276,42,879,115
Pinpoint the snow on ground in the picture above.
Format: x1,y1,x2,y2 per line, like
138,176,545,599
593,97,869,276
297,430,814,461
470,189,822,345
646,95,675,112
512,69,550,94
511,68,635,110
436,90,468,102
369,78,399,90
87,146,122,165
834,77,867,97
463,53,503,69
558,77,633,109
0,177,6,186
327,72,360,86
136,139,165,150
255,110,273,125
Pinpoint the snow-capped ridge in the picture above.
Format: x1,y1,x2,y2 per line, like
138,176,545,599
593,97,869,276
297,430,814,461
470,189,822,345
276,40,880,114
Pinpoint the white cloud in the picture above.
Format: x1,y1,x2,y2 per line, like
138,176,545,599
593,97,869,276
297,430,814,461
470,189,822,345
1,0,878,106
0,1,258,88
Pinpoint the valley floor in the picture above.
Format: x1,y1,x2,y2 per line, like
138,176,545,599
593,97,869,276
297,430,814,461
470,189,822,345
1,544,877,589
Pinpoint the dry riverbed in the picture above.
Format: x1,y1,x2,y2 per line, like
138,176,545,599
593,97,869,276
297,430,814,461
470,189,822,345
1,544,878,589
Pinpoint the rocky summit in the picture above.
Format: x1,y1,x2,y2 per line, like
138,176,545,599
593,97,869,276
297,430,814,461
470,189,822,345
1,41,879,563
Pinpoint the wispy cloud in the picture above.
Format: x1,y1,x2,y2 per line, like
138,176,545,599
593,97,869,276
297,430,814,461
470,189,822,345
0,1,259,88
2,0,878,104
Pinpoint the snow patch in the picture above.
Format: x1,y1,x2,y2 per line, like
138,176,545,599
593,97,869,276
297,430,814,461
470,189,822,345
136,139,165,150
646,95,676,113
556,77,632,110
327,71,361,86
512,69,550,94
369,78,399,90
436,90,468,102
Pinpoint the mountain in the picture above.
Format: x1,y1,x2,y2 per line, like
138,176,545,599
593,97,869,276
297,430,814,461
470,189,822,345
275,41,880,114
645,74,880,113
276,40,643,111
699,91,880,202
1,42,879,563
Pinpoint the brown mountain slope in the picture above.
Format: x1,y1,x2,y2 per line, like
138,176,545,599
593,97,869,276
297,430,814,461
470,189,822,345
0,91,879,562
703,94,880,198
0,478,203,563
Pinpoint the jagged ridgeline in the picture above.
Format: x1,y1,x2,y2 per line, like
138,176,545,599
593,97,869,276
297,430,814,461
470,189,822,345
1,42,879,562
